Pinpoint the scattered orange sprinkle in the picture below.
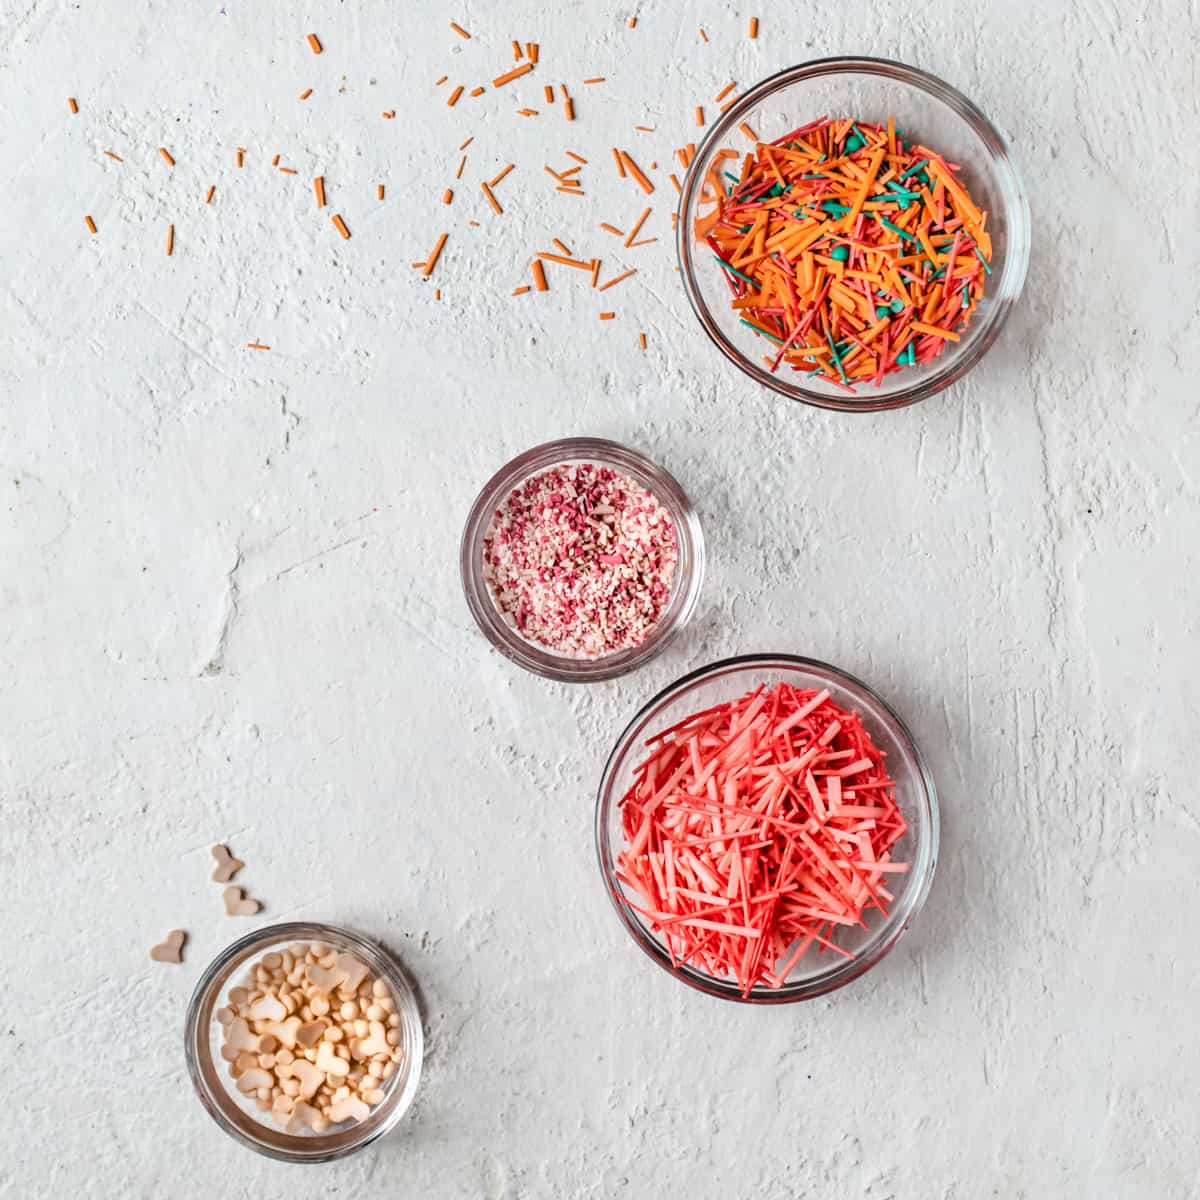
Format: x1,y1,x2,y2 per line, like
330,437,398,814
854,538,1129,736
518,108,539,116
599,268,638,291
448,85,464,107
635,125,654,132
699,27,708,41
715,81,736,102
566,152,588,165
584,77,606,85
512,285,530,295
599,311,615,320
247,342,270,350
279,166,297,174
382,110,396,119
620,151,654,194
532,259,549,291
84,215,97,234
738,121,758,141
564,96,575,121
551,238,572,255
749,16,759,37
459,136,474,150
306,33,323,54
590,258,601,287
314,176,326,207
600,223,624,237
493,62,534,87
159,147,175,166
272,153,281,166
470,86,485,97
613,148,626,177
435,289,442,300
489,163,515,187
527,42,539,64
236,147,245,168
694,106,705,127
456,155,467,179
205,184,215,204
103,150,123,162
639,331,648,350
165,223,174,256
670,173,682,194
537,252,591,269
67,97,78,114
423,232,448,277
627,15,637,28
512,39,523,59
443,188,453,204
450,21,471,39
331,213,350,239
300,88,313,100
378,183,385,200
481,181,502,214
544,84,555,103
624,207,651,246
435,75,448,86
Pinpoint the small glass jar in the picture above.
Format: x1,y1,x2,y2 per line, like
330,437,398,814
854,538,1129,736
184,922,423,1162
460,437,706,682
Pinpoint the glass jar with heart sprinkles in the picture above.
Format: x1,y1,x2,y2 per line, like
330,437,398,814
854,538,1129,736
461,438,705,681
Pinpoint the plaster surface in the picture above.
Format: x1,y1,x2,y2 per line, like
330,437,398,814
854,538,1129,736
2,2,1198,1197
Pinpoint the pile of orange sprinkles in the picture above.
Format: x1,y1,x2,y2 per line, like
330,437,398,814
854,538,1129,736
698,116,993,390
616,683,909,996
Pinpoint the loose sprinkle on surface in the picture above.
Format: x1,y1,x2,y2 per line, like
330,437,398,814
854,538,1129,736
443,188,454,204
246,342,270,350
165,223,174,256
422,232,448,277
493,62,534,88
299,88,313,100
599,311,615,320
481,181,502,214
450,21,471,38
103,150,123,162
749,16,759,37
159,147,175,166
599,267,638,291
306,33,322,54
205,184,215,204
331,212,351,239
314,175,326,207
447,85,464,106
84,215,97,234
68,97,78,113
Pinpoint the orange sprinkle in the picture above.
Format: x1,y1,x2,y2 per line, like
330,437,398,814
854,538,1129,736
481,181,502,214
564,96,575,121
749,16,759,37
566,152,588,165
544,84,555,103
627,15,637,28
532,259,549,291
628,237,658,248
423,232,448,277
378,184,385,200
84,215,97,234
205,184,215,203
613,148,626,177
306,33,322,54
599,311,615,320
159,147,175,167
236,147,245,168
459,136,474,150
621,151,654,194
103,150,123,162
456,155,467,179
590,258,601,288
537,252,592,269
634,125,654,132
624,206,651,246
247,342,270,350
165,223,174,256
382,110,396,119
599,267,637,291
694,106,705,126
443,188,453,204
600,223,624,236
468,220,481,227
489,163,515,187
450,21,471,39
910,320,962,342
435,289,441,300
670,173,682,194
272,153,281,166
493,62,534,87
314,176,326,207
738,121,758,142
639,331,648,350
714,81,736,102
279,166,297,174
517,108,539,116
447,85,464,106
551,238,572,255
470,87,485,97
699,27,708,41
512,285,530,295
300,88,313,100
528,43,539,64
512,40,523,59
435,75,448,86
584,77,605,85
67,97,78,114
331,213,350,239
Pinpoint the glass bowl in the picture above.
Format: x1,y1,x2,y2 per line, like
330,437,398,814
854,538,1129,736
595,654,939,1002
460,437,705,682
184,922,424,1162
677,57,1031,412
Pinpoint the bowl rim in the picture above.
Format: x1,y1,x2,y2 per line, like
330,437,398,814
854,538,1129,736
594,652,940,1003
675,55,1032,412
459,436,706,682
184,921,424,1162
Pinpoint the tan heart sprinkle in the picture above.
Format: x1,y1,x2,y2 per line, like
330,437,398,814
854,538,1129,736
210,843,245,883
222,886,261,917
149,929,186,964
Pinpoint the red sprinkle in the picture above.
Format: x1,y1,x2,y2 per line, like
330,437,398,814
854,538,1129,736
616,683,908,995
483,463,677,658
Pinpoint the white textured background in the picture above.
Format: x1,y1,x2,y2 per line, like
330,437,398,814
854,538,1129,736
2,1,1198,1196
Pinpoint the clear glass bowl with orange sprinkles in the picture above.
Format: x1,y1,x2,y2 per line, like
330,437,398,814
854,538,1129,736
596,655,939,1003
678,57,1030,412
460,438,705,682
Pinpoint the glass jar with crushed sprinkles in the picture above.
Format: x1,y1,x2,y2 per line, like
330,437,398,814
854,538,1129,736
460,438,705,682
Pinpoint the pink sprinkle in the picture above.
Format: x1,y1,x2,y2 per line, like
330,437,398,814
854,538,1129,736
482,462,678,658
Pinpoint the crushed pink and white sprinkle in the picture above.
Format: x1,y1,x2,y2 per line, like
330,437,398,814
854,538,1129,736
483,462,678,658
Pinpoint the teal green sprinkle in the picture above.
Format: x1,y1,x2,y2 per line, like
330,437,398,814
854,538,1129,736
962,287,970,308
715,256,757,286
885,181,921,198
820,200,851,215
930,265,946,279
974,246,993,275
877,216,917,243
890,298,905,314
876,305,890,319
826,329,848,385
899,157,928,181
740,318,783,344
725,171,741,184
843,134,864,154
829,245,850,263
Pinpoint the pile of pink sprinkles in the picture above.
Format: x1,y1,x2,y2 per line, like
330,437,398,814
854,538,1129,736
482,462,678,657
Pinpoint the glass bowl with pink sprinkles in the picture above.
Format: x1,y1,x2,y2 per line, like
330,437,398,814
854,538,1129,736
461,438,705,681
